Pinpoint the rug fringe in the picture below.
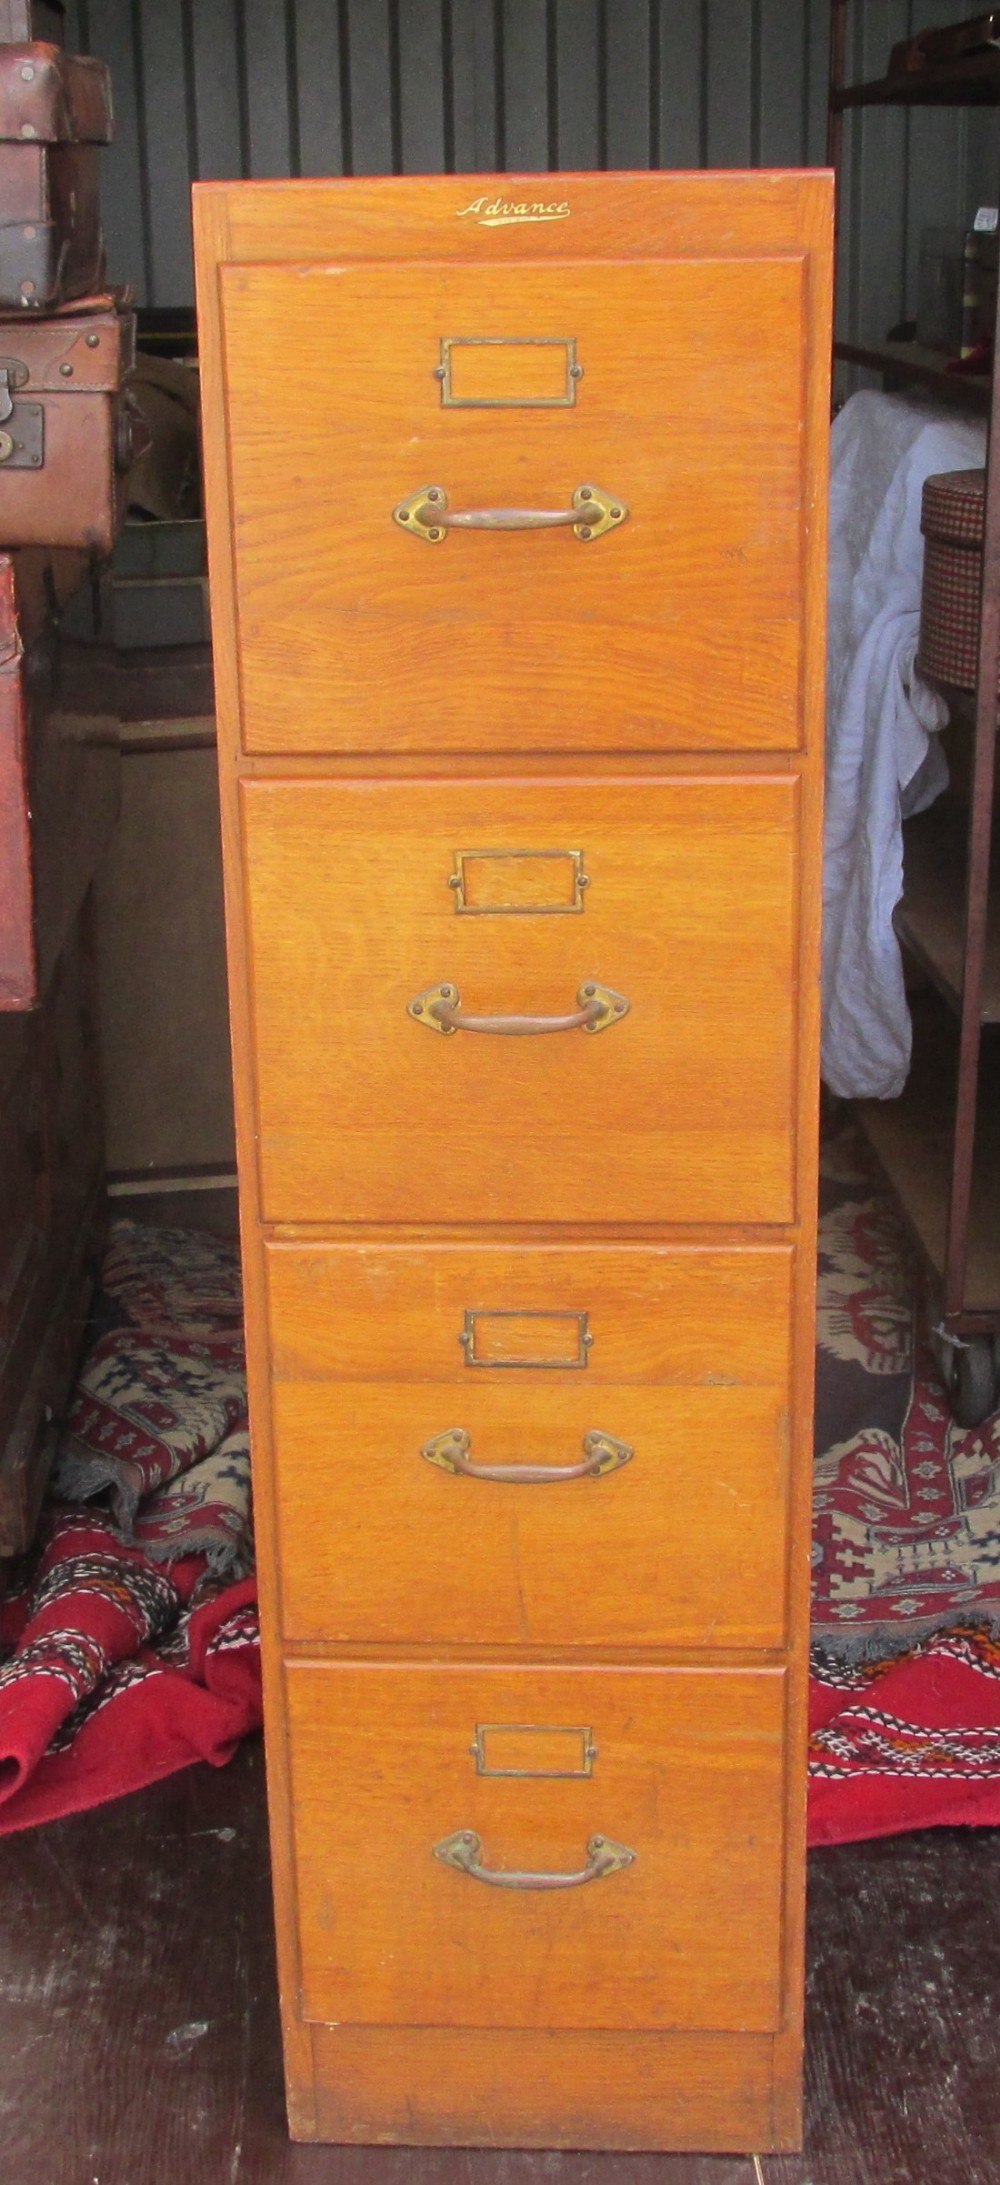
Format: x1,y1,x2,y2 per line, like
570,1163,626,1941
49,1439,141,1534
811,1608,1000,1672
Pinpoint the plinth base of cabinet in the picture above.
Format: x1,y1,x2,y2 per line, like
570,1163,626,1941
291,2023,803,2152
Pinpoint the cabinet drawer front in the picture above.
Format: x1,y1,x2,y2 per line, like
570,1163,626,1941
286,1661,788,2033
221,254,809,757
242,776,799,1226
267,1240,793,1649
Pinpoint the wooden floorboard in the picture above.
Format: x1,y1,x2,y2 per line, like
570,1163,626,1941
1,1739,998,2182
765,1829,1000,2185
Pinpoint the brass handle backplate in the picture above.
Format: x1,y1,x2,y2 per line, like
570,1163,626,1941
393,482,628,542
434,1829,636,1890
408,980,630,1036
422,1427,633,1483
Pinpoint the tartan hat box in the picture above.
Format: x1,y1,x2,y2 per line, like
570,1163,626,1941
918,466,990,692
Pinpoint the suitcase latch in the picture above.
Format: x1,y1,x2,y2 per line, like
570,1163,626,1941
0,359,28,423
0,360,42,468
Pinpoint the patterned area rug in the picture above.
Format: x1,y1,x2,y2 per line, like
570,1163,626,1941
0,1223,261,1835
3,1173,1000,1842
809,1118,1000,1843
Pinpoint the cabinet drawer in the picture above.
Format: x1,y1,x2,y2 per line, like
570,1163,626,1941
221,253,808,758
267,1240,794,1649
243,775,799,1226
286,1661,788,2033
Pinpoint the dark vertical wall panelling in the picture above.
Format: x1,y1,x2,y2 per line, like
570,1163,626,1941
65,0,998,354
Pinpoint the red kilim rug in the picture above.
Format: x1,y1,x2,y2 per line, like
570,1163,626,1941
0,1224,261,1835
809,1118,1000,1843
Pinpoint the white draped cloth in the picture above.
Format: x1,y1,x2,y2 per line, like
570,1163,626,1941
823,390,986,1099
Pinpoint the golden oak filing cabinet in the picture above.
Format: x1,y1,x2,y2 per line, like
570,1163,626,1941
193,171,832,2151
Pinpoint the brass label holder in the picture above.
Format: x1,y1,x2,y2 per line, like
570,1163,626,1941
436,334,582,407
449,848,589,915
460,1307,592,1369
471,1724,598,1778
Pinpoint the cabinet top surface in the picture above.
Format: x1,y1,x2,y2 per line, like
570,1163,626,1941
192,168,834,270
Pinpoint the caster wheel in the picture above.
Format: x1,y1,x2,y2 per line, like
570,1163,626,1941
950,1338,997,1430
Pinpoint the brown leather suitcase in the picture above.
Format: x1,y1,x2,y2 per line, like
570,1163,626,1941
0,527,108,1579
0,43,111,310
0,544,118,1006
0,913,105,1570
0,292,146,550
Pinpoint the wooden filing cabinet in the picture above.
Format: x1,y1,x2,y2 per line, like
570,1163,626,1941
193,170,832,2151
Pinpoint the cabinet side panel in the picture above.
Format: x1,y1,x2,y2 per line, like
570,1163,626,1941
192,184,316,2137
782,173,832,2067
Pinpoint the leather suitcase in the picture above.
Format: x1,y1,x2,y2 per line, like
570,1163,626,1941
0,911,104,1573
0,536,109,1563
0,43,111,310
0,522,106,1581
0,545,119,1006
0,293,145,550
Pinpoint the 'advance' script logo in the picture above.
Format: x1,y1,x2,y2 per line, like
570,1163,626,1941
457,194,571,228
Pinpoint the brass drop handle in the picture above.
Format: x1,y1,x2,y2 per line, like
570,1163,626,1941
422,1426,633,1483
434,1829,635,1890
447,506,580,530
408,980,630,1036
393,482,628,543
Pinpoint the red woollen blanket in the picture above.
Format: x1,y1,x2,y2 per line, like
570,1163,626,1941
0,1224,261,1835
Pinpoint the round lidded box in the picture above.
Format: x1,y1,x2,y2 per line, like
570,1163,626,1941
918,466,989,692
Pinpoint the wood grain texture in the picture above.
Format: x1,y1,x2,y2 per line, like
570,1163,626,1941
221,252,806,757
781,185,832,2077
192,168,832,2148
285,1660,788,2033
192,181,318,2133
275,1377,790,1644
308,2024,787,2153
197,169,833,786
214,167,833,269
266,1238,793,1380
241,774,800,1227
267,1239,793,1649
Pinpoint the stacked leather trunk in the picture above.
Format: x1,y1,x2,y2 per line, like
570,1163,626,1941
0,5,124,1581
0,14,141,552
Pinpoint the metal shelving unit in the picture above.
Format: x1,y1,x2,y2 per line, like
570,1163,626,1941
828,0,1000,1424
